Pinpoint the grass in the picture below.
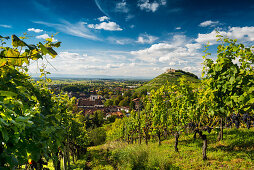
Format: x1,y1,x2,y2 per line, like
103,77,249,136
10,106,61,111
44,128,254,169
84,128,254,169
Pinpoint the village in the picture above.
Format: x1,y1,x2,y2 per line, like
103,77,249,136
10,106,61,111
57,80,147,121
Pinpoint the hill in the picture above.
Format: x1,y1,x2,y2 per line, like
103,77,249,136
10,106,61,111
136,69,200,92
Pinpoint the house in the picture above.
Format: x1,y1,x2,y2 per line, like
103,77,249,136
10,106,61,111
89,95,102,101
105,106,118,113
106,111,124,119
127,85,138,89
82,108,105,115
78,98,104,108
77,95,104,115
117,106,130,113
166,68,175,73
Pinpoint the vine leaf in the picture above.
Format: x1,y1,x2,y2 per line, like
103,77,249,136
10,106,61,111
12,35,27,47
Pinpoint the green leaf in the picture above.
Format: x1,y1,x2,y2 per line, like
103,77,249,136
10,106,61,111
27,44,37,50
0,58,7,67
52,42,61,48
46,47,57,58
12,35,27,47
1,128,9,142
38,43,57,58
247,97,254,104
38,42,48,55
4,48,20,57
0,118,9,126
0,35,10,39
16,116,29,122
229,77,235,84
0,90,17,97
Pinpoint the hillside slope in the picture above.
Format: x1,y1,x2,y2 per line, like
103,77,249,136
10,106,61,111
136,69,200,92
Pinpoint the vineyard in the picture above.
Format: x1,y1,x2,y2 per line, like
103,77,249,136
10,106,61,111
0,34,253,169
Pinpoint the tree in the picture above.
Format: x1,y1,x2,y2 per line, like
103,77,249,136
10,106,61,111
104,99,113,107
129,100,136,110
202,36,254,140
119,97,130,107
123,90,132,98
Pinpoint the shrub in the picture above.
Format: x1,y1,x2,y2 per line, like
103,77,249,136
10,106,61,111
89,127,106,146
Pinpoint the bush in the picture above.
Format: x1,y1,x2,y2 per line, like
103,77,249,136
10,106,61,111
89,127,106,146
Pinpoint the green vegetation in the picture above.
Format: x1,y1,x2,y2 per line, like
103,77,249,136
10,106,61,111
100,37,253,168
136,69,200,92
69,128,254,169
0,35,87,169
1,34,253,169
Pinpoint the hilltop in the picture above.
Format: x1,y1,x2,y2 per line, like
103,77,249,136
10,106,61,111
136,69,200,92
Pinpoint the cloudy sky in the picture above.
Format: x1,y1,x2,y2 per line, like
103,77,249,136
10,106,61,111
1,0,254,78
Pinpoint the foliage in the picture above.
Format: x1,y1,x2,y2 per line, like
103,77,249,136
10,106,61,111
104,99,113,106
89,127,106,146
201,37,254,139
85,128,254,170
202,37,254,117
105,37,254,153
106,118,126,141
136,69,200,92
0,34,87,168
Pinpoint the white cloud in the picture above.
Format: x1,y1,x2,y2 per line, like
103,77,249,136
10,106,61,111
153,67,160,71
195,30,222,44
176,27,181,30
98,16,110,22
36,34,57,42
182,66,202,73
88,21,123,31
161,0,167,5
0,24,12,28
27,28,43,33
131,34,202,69
59,52,102,63
34,20,100,40
199,20,219,27
129,63,136,67
172,34,188,46
196,26,254,44
131,42,197,64
115,0,129,13
29,47,202,78
138,0,166,12
28,50,155,78
138,0,159,12
137,34,158,44
59,52,80,58
126,14,135,21
185,43,202,53
227,26,254,41
169,62,176,66
108,37,134,45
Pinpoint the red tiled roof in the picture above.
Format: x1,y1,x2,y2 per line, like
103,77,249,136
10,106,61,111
110,112,124,117
78,98,103,106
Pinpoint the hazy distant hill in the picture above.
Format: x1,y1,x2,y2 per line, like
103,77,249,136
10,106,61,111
136,69,200,92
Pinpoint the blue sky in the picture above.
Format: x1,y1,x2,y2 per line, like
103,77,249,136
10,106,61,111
1,0,254,78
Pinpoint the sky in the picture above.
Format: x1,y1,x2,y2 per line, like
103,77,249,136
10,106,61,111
1,0,254,78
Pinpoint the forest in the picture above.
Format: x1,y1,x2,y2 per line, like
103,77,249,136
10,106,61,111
0,34,253,169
